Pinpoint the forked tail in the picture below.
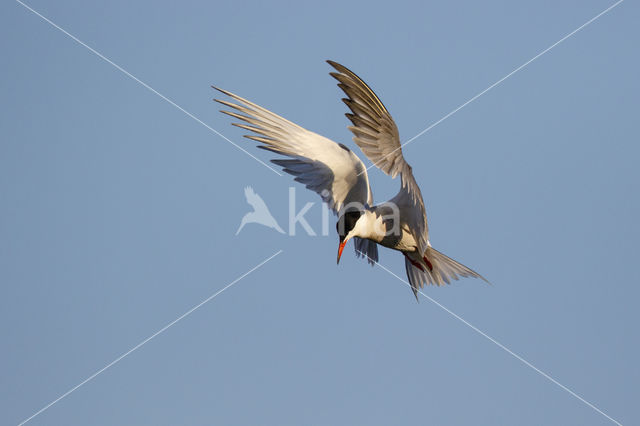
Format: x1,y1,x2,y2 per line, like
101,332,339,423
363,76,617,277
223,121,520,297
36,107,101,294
404,246,489,299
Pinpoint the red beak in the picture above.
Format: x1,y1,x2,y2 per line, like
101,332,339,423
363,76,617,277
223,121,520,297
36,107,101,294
337,240,347,264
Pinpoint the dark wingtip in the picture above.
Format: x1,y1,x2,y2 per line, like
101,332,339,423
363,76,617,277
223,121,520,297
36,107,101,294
211,86,231,96
327,60,345,73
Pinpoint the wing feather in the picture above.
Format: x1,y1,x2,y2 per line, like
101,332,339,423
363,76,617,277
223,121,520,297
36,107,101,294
214,87,373,215
327,60,429,253
215,86,378,264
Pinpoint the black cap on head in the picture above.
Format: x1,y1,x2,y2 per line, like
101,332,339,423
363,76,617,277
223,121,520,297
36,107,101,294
336,210,362,241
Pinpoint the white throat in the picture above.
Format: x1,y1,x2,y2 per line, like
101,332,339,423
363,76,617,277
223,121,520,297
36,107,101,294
348,210,386,242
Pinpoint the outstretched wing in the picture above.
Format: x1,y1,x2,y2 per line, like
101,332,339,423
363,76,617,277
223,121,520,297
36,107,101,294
327,60,429,254
214,87,373,213
215,87,379,263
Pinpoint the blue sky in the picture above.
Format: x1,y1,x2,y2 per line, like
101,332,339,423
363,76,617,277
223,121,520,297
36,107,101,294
1,1,638,425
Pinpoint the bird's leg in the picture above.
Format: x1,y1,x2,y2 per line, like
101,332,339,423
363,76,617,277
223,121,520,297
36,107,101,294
404,253,424,272
422,256,434,272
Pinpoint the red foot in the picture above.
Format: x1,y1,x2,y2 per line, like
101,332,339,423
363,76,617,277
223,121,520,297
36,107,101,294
404,253,424,271
422,256,434,272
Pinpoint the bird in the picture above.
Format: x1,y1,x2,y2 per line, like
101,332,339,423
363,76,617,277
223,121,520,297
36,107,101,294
214,60,489,298
236,186,285,235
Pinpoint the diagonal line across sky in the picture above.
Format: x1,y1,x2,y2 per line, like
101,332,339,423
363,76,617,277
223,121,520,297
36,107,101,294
17,250,284,426
373,260,623,426
362,0,624,174
15,0,283,176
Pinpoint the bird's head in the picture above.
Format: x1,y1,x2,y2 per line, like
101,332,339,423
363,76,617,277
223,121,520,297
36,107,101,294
336,209,364,264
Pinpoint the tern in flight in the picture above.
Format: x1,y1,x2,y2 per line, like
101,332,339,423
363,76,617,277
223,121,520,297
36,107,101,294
214,60,488,298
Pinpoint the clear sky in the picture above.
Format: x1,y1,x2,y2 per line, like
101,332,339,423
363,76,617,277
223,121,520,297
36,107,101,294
1,1,638,425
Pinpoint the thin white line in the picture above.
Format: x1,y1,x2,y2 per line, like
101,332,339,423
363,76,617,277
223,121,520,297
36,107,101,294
17,250,283,426
363,0,624,174
373,260,622,426
15,0,283,176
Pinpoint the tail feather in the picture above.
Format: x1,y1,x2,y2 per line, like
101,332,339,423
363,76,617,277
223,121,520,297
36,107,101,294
405,246,489,299
427,247,489,285
405,256,428,300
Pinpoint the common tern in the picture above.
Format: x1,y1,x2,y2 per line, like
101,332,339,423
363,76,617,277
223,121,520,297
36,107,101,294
214,60,488,298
